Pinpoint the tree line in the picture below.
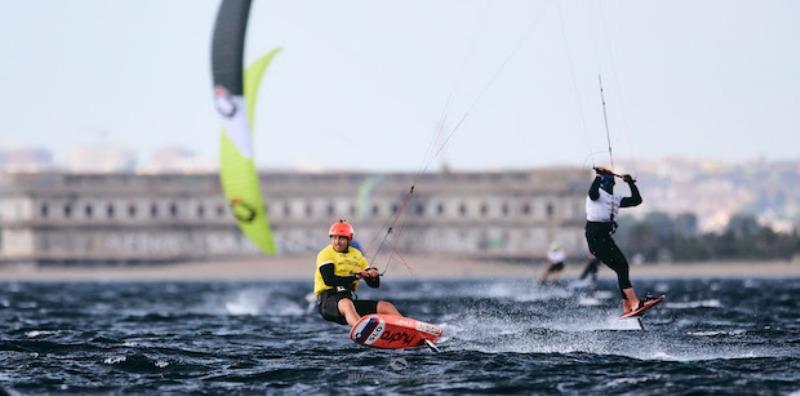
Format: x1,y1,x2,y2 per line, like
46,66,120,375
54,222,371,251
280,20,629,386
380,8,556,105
614,212,800,262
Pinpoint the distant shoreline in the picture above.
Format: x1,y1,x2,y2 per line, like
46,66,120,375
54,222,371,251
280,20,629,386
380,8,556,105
0,255,797,281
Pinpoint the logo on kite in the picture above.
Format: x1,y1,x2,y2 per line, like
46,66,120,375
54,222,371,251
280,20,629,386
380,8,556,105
230,198,257,223
214,85,237,118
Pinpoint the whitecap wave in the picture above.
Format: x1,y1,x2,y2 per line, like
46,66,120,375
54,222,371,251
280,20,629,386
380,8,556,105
687,329,746,337
445,299,771,363
513,286,573,302
103,355,127,365
25,330,57,338
197,288,306,317
577,296,602,306
665,299,721,309
603,376,651,388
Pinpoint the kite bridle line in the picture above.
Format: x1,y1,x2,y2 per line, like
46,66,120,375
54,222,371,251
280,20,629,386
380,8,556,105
370,3,553,276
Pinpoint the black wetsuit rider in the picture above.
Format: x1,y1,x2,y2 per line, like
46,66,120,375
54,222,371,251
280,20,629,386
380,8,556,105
580,256,601,284
584,169,642,298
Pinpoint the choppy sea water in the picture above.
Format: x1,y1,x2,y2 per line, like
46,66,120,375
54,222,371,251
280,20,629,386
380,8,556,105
1,278,799,394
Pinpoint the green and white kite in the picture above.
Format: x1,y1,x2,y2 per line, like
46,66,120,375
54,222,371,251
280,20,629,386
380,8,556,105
211,0,278,254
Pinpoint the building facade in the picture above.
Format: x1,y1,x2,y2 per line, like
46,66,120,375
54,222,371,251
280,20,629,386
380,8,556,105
0,169,590,264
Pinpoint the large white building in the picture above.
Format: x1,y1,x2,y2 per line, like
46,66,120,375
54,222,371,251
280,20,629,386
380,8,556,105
0,169,590,264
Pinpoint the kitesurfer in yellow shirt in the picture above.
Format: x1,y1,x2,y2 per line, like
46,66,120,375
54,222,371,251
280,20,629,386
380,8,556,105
314,220,401,327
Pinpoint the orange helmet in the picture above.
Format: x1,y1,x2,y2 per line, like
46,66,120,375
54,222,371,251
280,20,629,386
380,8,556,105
328,219,354,239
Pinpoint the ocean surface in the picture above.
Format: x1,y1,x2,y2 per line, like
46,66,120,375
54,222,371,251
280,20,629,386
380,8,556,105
1,277,799,394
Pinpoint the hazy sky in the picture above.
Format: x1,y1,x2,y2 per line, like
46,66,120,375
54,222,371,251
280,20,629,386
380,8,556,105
1,1,797,171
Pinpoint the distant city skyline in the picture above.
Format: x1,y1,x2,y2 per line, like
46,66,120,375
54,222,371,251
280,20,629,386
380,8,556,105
1,1,798,171
2,144,797,174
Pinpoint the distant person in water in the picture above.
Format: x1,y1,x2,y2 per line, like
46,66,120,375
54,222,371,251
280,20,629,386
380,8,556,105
585,167,651,315
539,242,566,286
579,254,601,288
314,219,401,327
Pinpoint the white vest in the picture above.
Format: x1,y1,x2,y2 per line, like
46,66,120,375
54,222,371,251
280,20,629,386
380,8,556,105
585,189,623,222
547,249,566,263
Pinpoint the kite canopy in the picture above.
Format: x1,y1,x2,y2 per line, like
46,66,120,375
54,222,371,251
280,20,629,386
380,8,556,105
211,0,278,254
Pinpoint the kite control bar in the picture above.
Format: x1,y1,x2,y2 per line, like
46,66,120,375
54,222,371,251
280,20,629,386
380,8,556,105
593,167,637,183
353,268,382,279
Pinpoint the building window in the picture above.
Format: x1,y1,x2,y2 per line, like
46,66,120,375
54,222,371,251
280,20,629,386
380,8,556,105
391,204,399,214
327,204,335,216
415,203,425,216
305,203,313,217
150,203,159,218
480,203,488,217
170,203,178,218
371,204,380,216
128,204,137,218
106,204,114,219
64,205,73,218
546,203,554,219
501,203,509,216
522,203,531,215
283,204,291,217
197,205,205,218
349,205,355,216
436,203,444,216
216,205,225,217
85,204,93,219
459,203,467,216
40,203,48,218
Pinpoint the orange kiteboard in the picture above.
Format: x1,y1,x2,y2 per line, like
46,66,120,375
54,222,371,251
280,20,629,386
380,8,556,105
349,314,443,350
